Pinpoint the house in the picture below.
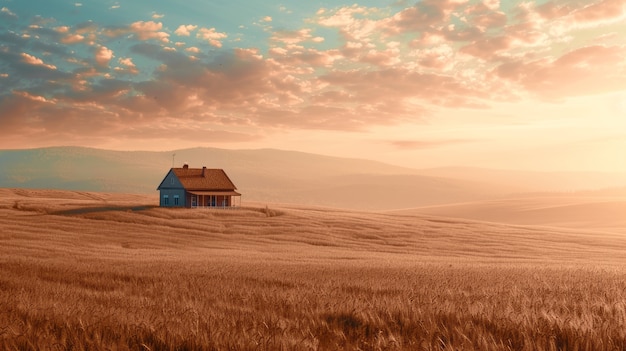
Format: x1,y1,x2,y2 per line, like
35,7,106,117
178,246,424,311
157,164,241,208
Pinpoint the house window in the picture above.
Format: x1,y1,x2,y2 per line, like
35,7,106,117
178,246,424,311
163,195,169,205
174,195,179,206
170,177,174,185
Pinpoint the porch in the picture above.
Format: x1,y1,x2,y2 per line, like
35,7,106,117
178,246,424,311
188,191,242,208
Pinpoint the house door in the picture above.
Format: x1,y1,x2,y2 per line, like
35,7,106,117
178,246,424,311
191,195,197,207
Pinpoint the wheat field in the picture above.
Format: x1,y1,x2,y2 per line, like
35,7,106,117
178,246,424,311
1,188,626,350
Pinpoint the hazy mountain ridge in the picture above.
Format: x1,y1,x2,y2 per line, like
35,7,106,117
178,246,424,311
418,167,626,193
1,146,625,210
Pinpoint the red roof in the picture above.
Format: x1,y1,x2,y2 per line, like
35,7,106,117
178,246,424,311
172,167,237,191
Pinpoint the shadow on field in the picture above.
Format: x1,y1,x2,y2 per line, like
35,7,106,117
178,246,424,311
53,205,157,216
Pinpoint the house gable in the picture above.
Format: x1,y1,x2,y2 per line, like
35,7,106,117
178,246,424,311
157,169,184,190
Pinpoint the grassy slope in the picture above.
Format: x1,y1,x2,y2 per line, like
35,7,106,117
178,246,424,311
392,195,626,234
1,189,626,350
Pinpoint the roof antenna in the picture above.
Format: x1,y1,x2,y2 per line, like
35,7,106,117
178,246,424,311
172,153,176,168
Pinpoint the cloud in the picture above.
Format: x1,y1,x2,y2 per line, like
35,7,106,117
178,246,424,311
118,57,135,67
20,53,57,70
2,0,626,147
483,0,500,10
14,90,55,103
269,46,340,67
316,5,380,41
152,13,165,19
271,28,320,46
114,57,139,75
494,45,626,99
460,35,512,60
197,27,227,47
95,46,114,67
129,21,170,42
104,21,170,43
572,0,626,24
1,7,17,20
61,33,85,44
55,26,70,34
412,44,456,70
533,0,626,34
464,2,507,30
318,68,487,110
382,0,467,35
175,24,198,36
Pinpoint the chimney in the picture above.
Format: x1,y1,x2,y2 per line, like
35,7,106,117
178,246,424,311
183,163,189,169
202,166,206,177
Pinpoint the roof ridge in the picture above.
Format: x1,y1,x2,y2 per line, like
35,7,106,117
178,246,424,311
167,167,237,191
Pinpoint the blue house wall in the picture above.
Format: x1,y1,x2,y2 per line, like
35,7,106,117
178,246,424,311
157,170,186,207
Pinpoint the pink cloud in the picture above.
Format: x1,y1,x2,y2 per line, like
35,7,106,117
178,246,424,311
572,0,626,24
175,24,197,36
494,45,626,99
318,68,487,111
118,57,135,68
61,34,85,44
197,27,227,47
104,21,170,42
413,45,456,70
269,46,340,68
20,53,57,70
95,46,114,67
0,88,260,149
271,29,319,46
55,26,70,33
4,0,626,146
316,5,380,41
460,36,513,59
14,90,55,103
536,0,626,28
383,0,467,35
114,57,138,75
360,47,401,66
130,21,170,42
464,3,508,30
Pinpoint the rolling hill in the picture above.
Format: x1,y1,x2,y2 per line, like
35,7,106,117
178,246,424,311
2,188,625,264
3,188,626,350
392,194,626,234
1,146,625,210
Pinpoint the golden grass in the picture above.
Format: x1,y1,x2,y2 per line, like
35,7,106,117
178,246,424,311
1,188,626,350
393,196,626,234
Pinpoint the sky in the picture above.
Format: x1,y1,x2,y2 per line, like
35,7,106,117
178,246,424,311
1,0,625,172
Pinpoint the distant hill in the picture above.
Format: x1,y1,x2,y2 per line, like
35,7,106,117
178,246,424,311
391,194,626,234
417,167,626,193
1,147,625,210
